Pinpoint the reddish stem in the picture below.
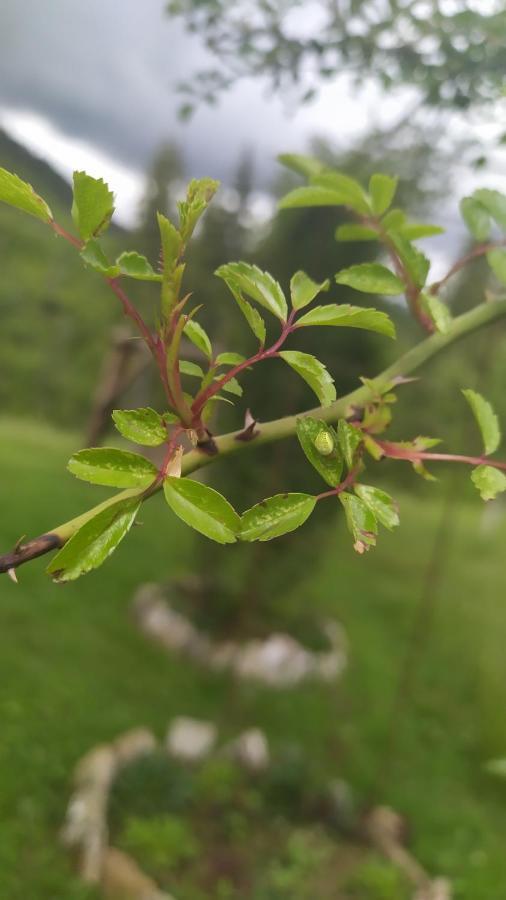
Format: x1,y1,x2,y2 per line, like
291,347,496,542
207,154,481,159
378,440,506,471
191,311,297,421
316,464,361,501
429,238,506,295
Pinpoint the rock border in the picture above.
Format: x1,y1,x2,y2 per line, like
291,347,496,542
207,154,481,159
62,719,451,900
132,583,348,688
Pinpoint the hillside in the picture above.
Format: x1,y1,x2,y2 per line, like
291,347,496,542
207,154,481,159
0,129,125,428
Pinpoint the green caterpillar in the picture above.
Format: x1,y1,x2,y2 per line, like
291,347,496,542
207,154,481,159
313,430,335,456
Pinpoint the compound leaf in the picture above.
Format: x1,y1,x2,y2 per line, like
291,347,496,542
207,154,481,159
462,389,501,455
335,223,378,242
47,497,141,582
419,293,453,334
80,239,120,277
296,417,343,487
279,351,336,406
72,171,114,239
290,271,330,310
164,477,239,543
471,465,506,501
116,251,161,281
216,262,287,321
112,408,167,446
240,493,316,541
0,167,53,222
339,492,377,553
184,319,212,359
337,419,362,468
68,448,157,488
460,196,491,241
277,153,326,178
335,263,404,295
296,303,395,338
354,484,399,530
369,173,397,216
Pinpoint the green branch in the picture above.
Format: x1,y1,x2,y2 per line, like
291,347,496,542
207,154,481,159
2,298,506,576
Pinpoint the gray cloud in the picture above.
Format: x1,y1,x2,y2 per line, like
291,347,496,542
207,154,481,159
0,0,315,184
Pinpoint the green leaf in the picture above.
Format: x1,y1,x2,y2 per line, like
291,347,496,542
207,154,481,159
80,239,121,277
279,185,353,210
116,251,161,281
112,408,167,446
235,295,266,344
399,223,445,240
296,303,396,338
335,224,379,242
381,209,406,231
290,271,330,311
296,417,343,487
164,477,239,543
473,189,506,231
337,419,362,468
487,248,506,285
484,758,506,778
470,465,506,501
219,377,243,397
0,167,53,222
180,360,204,378
277,153,325,178
157,212,181,271
419,293,453,334
215,352,247,366
184,319,212,359
67,448,157,488
71,171,114,240
462,389,501,455
354,485,400,530
339,492,377,553
240,493,316,541
279,351,336,406
460,196,491,241
311,171,370,215
47,497,141,582
369,173,397,216
216,262,287,321
178,177,220,242
388,232,430,288
335,263,404,295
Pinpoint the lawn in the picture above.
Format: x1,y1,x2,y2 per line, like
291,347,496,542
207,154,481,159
0,416,505,898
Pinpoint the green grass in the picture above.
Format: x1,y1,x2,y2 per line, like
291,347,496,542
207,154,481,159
1,417,506,898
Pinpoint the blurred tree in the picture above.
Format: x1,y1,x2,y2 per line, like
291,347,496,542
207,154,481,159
136,143,184,258
168,0,506,118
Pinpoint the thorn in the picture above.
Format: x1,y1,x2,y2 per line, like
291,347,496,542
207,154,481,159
13,534,26,553
236,408,259,442
7,568,18,584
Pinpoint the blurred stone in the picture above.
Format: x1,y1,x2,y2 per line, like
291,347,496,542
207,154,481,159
132,583,198,652
225,728,270,771
327,778,356,831
63,744,117,883
233,634,314,686
101,847,173,899
132,584,348,688
73,744,116,790
114,728,158,767
413,879,452,900
166,717,217,762
206,640,240,671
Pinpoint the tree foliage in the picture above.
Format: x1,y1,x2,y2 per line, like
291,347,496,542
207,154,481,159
168,1,506,115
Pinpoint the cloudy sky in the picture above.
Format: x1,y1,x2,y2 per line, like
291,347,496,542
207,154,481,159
0,0,419,224
0,0,504,230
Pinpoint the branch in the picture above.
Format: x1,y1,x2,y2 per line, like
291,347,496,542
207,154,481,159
3,298,506,576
